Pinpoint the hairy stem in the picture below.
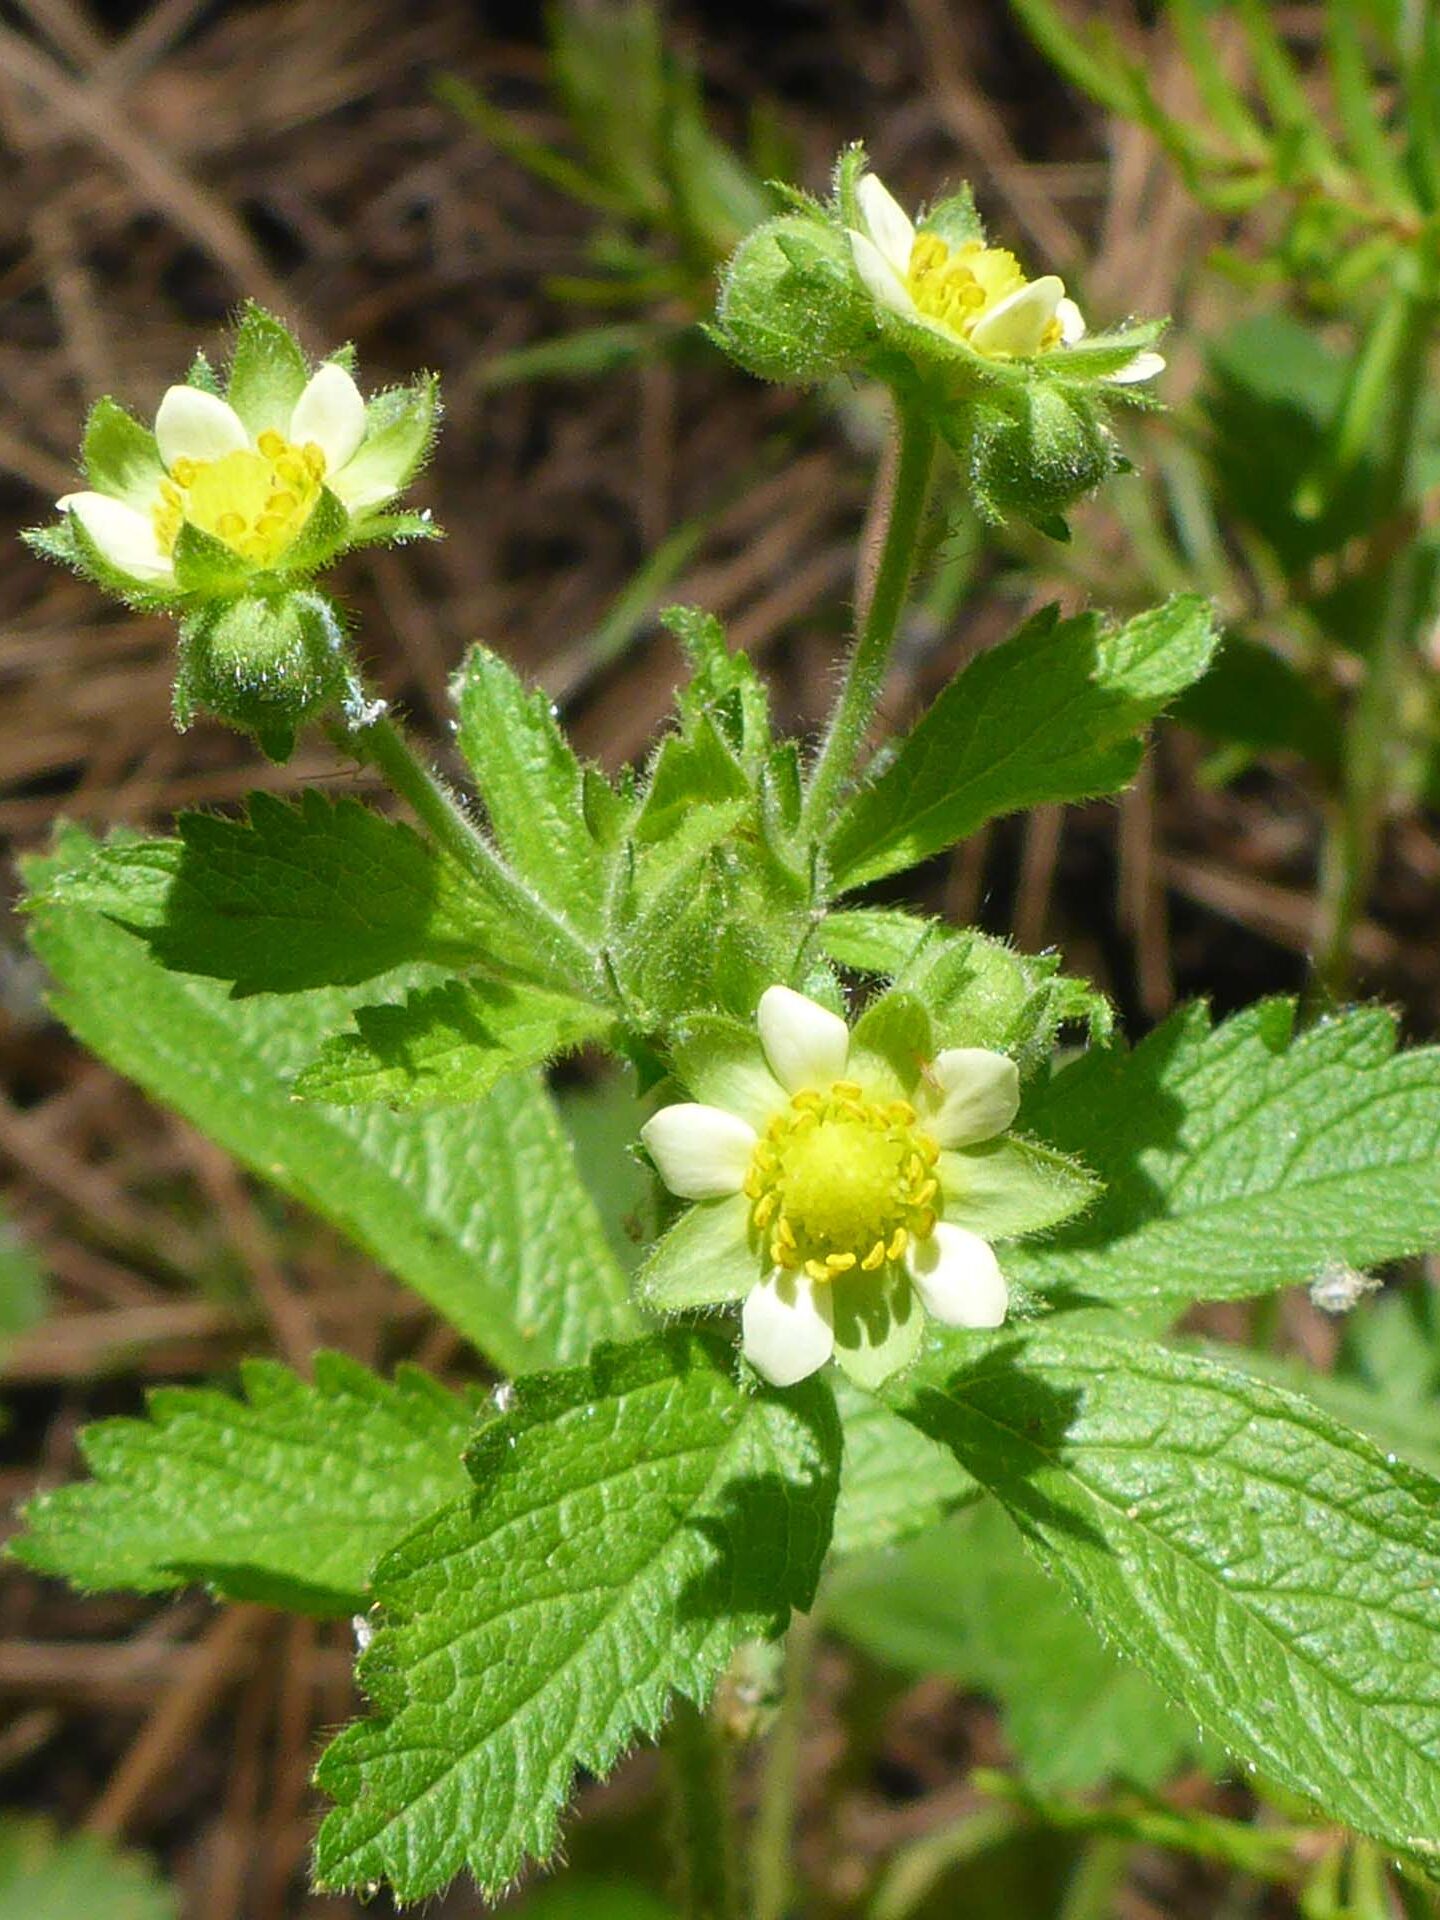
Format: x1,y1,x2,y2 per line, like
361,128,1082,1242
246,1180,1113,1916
1313,293,1436,999
332,705,601,992
665,1695,740,1920
750,1609,819,1920
802,398,936,839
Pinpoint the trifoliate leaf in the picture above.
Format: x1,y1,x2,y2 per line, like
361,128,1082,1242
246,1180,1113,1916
454,644,610,938
888,1326,1440,1864
25,829,637,1370
12,1354,477,1614
664,604,771,770
314,1331,840,1901
1013,998,1440,1306
294,976,614,1107
0,1817,175,1920
36,794,520,995
827,1499,1194,1792
827,595,1217,890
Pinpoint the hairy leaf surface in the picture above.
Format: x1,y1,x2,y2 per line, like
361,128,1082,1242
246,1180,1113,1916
12,1354,477,1614
314,1332,839,1901
26,832,636,1369
1013,999,1440,1305
889,1326,1440,1861
827,596,1216,890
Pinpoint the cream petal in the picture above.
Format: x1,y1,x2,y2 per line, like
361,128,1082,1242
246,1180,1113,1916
1108,349,1166,385
154,386,249,469
907,1225,1009,1329
640,1102,756,1200
924,1048,1020,1148
969,275,1065,357
848,229,917,320
289,362,367,475
742,1271,835,1386
57,490,172,580
757,985,850,1094
856,172,916,275
1056,295,1087,345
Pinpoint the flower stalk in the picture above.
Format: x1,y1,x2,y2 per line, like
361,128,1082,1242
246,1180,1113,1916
803,397,936,836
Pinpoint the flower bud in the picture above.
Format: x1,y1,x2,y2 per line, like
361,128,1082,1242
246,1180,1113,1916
714,214,871,384
962,384,1116,530
173,589,351,762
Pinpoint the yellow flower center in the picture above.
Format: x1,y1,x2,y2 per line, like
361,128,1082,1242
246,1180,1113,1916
905,232,1062,352
152,428,326,565
743,1081,940,1284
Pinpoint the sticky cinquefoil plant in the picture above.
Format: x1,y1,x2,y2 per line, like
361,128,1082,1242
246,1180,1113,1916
14,143,1440,1917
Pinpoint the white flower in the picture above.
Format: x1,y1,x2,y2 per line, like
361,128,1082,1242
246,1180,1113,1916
57,363,376,584
641,984,1019,1388
848,171,1164,383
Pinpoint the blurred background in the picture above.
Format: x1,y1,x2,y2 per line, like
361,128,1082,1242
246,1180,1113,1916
0,1,1437,1915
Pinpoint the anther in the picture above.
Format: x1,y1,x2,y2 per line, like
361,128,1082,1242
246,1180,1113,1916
804,1259,831,1282
825,1251,856,1273
861,1240,887,1271
887,1227,908,1261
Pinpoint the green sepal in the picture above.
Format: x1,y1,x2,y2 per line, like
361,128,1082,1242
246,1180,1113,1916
637,1192,754,1311
273,485,352,576
170,519,253,597
225,302,309,436
33,507,179,611
917,183,984,248
81,398,165,508
940,1136,1099,1242
668,1011,781,1128
848,989,931,1093
185,349,223,395
341,373,441,516
829,1268,926,1389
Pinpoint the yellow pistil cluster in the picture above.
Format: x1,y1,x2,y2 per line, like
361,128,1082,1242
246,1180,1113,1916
743,1081,941,1284
906,233,1060,351
152,429,326,565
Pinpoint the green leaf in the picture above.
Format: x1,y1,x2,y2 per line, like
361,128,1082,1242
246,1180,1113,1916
830,1376,977,1559
827,1499,1194,1792
888,1326,1440,1863
1011,998,1440,1306
827,596,1218,890
664,605,772,771
81,399,164,509
224,302,308,436
313,1331,840,1901
38,794,519,994
26,830,637,1371
0,1817,175,1920
634,714,752,844
11,1354,477,1614
295,976,614,1107
454,645,609,936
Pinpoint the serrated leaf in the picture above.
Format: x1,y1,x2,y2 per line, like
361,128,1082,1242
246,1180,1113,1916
314,1331,840,1901
830,1376,977,1559
827,595,1218,891
827,1499,1194,1792
1012,999,1440,1306
224,302,308,436
39,794,525,995
26,830,637,1370
12,1354,477,1614
454,645,608,936
888,1326,1440,1862
296,976,613,1107
0,1817,175,1920
664,604,771,770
